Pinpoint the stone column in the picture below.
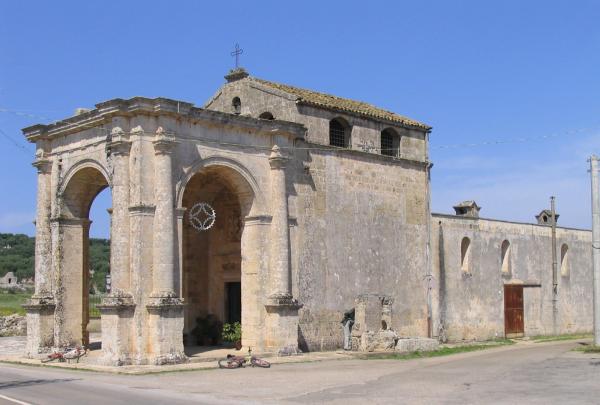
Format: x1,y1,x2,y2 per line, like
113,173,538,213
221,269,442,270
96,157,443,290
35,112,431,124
146,128,186,365
33,158,53,295
98,127,135,366
109,129,131,293
175,207,187,297
268,145,292,301
151,130,177,298
264,145,301,354
241,215,271,350
24,156,56,356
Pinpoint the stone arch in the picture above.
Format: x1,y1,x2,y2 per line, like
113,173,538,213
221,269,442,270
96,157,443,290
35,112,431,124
501,240,511,275
59,159,111,219
59,158,111,197
176,156,265,217
560,243,569,277
381,127,400,157
461,236,471,274
329,117,351,148
259,112,274,120
178,157,267,350
55,160,112,347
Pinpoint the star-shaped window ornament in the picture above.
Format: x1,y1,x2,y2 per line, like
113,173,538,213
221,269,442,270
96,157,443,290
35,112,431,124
189,202,216,232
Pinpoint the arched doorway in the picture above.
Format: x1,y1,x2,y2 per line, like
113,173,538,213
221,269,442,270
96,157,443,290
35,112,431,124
59,165,111,347
180,165,254,349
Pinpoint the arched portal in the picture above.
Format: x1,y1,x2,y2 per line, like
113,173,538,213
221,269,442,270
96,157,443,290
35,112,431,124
180,164,255,349
58,165,111,346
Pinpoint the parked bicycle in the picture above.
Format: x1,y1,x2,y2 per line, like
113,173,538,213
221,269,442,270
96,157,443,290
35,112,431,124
41,346,87,364
218,347,270,369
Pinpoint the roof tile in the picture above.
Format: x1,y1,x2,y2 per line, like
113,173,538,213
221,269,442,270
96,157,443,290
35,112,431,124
253,78,430,130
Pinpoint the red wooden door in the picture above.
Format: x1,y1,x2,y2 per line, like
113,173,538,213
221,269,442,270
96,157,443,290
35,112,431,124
504,285,524,338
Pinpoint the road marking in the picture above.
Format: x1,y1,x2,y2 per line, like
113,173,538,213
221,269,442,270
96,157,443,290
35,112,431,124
0,394,32,405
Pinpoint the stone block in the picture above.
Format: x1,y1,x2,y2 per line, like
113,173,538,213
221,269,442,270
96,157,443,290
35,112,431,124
395,337,439,353
360,330,398,352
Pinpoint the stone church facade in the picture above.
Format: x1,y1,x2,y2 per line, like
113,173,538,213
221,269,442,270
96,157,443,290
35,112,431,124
22,69,593,365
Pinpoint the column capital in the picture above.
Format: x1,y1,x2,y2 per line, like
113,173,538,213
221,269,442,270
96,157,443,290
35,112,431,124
175,207,187,219
32,158,52,174
109,128,132,156
153,127,178,155
269,145,288,169
50,216,92,228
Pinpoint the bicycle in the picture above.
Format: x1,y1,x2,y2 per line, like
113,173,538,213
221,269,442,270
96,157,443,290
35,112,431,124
41,346,87,364
218,347,270,369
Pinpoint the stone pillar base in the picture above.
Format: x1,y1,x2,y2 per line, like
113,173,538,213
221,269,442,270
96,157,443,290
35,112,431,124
265,296,302,355
97,293,136,366
146,296,187,365
23,295,55,357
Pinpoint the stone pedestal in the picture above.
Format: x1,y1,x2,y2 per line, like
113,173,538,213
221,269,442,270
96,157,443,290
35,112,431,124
98,293,135,366
265,297,302,355
23,295,55,357
146,296,187,365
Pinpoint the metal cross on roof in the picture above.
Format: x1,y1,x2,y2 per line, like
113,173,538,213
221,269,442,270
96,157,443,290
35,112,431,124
230,43,243,68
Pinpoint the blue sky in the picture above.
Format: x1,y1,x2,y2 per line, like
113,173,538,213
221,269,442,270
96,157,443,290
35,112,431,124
1,1,599,238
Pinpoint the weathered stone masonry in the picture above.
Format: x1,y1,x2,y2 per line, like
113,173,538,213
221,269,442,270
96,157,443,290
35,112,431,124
22,70,594,364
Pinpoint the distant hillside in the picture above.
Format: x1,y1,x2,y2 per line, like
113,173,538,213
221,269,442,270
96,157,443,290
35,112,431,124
0,233,110,293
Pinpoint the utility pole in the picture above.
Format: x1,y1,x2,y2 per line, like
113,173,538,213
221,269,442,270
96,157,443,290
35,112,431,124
590,156,600,346
551,196,558,335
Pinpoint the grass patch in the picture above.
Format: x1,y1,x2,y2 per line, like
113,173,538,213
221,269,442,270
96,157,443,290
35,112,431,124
573,344,600,353
0,290,32,316
532,333,592,343
364,339,514,361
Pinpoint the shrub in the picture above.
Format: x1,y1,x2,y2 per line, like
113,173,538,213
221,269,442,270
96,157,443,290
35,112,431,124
222,322,242,343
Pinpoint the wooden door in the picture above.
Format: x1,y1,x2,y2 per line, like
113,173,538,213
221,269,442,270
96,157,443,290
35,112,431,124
504,285,524,338
225,282,241,324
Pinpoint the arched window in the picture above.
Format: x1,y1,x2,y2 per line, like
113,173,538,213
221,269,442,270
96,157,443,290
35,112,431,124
381,128,400,157
560,244,569,276
461,237,471,273
329,118,350,148
232,97,241,114
259,112,274,120
501,240,511,275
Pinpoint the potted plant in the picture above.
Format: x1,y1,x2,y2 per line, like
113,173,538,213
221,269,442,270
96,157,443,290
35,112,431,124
222,322,242,350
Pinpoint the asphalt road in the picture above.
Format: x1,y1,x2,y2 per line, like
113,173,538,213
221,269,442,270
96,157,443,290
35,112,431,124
0,340,599,404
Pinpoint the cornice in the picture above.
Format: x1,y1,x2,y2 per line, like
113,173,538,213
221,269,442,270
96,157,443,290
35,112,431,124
22,96,307,143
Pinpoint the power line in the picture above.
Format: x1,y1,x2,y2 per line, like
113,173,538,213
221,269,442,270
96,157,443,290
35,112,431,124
0,108,56,122
37,123,599,166
0,128,31,155
4,103,597,155
431,126,596,150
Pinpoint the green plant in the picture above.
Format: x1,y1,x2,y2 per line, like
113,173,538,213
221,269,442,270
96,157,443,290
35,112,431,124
221,322,242,343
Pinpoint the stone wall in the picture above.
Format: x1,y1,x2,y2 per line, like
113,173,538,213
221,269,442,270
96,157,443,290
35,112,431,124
290,149,430,351
0,314,26,337
431,214,593,342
